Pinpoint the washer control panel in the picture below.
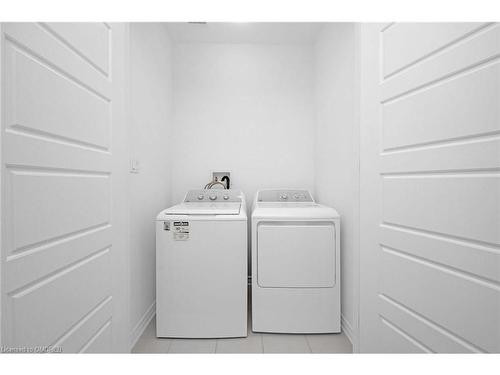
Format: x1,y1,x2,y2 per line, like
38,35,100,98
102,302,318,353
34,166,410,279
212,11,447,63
184,189,241,203
257,190,314,202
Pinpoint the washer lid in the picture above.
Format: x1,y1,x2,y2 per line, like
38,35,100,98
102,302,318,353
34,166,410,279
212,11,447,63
164,202,241,215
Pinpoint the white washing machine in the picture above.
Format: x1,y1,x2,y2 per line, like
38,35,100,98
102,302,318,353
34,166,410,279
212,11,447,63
156,189,247,338
251,189,340,333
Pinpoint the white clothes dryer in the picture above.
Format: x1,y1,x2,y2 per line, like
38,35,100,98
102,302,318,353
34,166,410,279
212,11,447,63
251,189,340,333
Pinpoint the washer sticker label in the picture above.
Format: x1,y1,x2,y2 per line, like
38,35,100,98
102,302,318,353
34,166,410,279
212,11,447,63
173,221,190,241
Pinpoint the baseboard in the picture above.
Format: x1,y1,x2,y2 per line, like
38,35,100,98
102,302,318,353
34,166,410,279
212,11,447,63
130,300,156,351
341,314,357,351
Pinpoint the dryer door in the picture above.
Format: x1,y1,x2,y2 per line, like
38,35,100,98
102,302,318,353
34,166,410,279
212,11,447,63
257,222,336,288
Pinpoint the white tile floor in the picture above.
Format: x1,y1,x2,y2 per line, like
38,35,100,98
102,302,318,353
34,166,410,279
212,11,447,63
132,314,352,354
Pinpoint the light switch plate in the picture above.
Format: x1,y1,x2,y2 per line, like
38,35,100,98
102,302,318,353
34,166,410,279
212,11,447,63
130,159,140,173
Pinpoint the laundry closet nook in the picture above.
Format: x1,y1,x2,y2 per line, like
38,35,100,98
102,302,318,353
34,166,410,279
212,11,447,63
0,22,498,354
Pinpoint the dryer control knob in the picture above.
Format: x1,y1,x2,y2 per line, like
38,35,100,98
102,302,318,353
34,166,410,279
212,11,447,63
197,195,204,200
293,194,299,199
209,195,217,201
280,194,288,200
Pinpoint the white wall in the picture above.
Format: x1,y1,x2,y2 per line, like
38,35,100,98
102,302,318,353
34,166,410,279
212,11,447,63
170,43,316,205
314,23,359,347
129,23,173,347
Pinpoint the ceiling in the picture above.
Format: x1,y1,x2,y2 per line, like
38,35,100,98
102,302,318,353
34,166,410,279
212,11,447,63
164,22,326,44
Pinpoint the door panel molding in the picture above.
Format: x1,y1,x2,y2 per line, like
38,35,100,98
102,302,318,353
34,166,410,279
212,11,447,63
0,22,129,352
360,22,500,353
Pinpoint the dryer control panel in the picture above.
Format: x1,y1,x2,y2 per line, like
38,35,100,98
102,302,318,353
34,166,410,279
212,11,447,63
184,189,242,203
257,189,314,202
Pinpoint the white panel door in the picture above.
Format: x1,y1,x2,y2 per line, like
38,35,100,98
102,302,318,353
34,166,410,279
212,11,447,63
360,23,500,353
0,23,129,352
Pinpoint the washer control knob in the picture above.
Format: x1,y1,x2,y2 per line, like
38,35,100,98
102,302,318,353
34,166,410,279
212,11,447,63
209,195,217,201
223,195,229,200
293,194,299,200
280,194,288,200
197,195,204,200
